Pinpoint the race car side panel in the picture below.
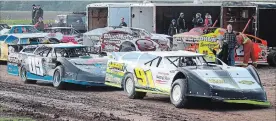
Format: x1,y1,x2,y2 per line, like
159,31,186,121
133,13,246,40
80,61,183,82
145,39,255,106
105,60,127,88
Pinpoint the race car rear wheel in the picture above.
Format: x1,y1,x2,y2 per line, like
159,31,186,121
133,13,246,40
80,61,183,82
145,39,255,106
53,65,66,90
124,73,146,99
19,66,37,84
267,50,276,67
170,78,188,108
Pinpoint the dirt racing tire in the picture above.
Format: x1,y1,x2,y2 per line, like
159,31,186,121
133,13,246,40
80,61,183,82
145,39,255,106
170,78,188,108
119,46,136,52
267,51,276,67
19,66,37,84
53,65,67,90
124,73,146,99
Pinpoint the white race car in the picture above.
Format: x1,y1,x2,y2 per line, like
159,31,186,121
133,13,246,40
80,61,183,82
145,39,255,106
105,51,270,108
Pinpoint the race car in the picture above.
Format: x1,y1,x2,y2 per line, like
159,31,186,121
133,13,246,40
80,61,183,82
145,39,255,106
172,27,276,66
7,43,108,89
0,25,71,43
44,27,82,44
105,51,270,108
83,26,171,52
0,23,10,31
0,33,59,61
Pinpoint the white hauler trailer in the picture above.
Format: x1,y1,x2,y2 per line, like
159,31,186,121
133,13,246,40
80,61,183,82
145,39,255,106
86,2,221,34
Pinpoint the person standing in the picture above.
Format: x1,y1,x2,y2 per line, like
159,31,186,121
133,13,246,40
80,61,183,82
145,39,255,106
34,5,44,23
32,4,37,25
236,33,257,67
34,17,45,31
168,19,178,36
177,12,186,33
204,13,212,27
223,24,237,66
119,17,127,27
192,13,203,27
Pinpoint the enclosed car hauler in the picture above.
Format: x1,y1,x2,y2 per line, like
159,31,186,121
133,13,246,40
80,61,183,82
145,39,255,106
221,1,276,47
86,2,221,34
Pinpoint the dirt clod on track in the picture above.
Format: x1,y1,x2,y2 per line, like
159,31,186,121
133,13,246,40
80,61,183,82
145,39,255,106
0,64,275,121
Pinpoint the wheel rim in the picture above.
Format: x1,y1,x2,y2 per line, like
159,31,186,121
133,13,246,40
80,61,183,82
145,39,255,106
172,85,181,102
53,70,61,86
125,78,133,94
20,68,27,80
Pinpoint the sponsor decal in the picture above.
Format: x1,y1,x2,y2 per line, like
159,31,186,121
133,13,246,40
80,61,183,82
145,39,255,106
239,80,255,85
103,33,134,40
156,75,170,80
104,40,121,44
134,68,155,88
158,72,169,75
108,62,125,71
207,79,225,84
156,80,168,84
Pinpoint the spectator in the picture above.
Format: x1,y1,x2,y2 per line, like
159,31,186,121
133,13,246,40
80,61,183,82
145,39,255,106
223,24,237,66
168,19,178,36
119,17,127,27
204,13,212,27
32,4,37,25
35,17,45,31
177,12,186,33
34,5,43,23
192,13,204,27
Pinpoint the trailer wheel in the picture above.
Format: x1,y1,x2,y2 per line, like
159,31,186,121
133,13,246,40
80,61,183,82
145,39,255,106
268,50,276,67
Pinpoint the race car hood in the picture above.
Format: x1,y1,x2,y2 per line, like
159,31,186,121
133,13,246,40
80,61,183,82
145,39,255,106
67,56,108,74
190,66,262,90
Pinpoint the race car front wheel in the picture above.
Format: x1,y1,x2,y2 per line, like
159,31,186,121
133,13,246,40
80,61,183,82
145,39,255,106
124,73,146,99
53,65,66,90
19,66,37,84
170,78,188,108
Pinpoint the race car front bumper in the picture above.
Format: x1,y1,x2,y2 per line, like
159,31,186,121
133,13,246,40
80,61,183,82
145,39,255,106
210,87,270,106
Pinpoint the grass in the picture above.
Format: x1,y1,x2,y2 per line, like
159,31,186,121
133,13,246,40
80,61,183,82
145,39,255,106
0,19,54,25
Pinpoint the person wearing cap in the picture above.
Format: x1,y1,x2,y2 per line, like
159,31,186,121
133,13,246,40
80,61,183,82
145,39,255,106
177,12,186,33
192,13,204,27
34,5,44,23
57,18,66,27
119,17,127,27
32,4,37,25
168,19,178,36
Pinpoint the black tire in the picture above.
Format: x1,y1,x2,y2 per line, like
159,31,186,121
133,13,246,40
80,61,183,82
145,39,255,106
52,65,66,90
170,78,188,108
124,73,146,99
120,46,136,52
267,51,276,67
19,66,37,84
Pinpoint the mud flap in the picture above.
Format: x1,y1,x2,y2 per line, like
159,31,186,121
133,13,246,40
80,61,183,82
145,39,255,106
7,62,19,76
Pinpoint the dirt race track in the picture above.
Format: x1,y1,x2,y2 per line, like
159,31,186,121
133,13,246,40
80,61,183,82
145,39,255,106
0,63,275,121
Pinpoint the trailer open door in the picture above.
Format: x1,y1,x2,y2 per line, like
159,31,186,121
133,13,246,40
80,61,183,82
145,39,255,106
86,3,108,31
257,2,276,47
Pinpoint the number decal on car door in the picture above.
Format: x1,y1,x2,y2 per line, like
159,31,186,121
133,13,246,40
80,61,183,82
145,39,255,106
28,57,44,76
134,68,155,88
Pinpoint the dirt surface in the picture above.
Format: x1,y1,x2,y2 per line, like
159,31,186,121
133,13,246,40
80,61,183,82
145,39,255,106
0,63,275,121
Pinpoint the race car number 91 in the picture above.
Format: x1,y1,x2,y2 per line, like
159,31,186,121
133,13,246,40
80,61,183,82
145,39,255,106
28,57,44,76
134,68,155,88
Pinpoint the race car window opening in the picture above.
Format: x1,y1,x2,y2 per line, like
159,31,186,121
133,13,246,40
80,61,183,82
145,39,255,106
35,47,52,57
144,56,160,67
22,47,37,53
54,47,90,58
